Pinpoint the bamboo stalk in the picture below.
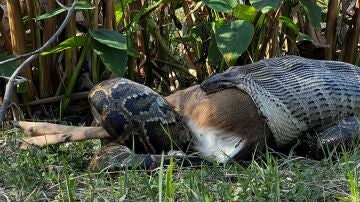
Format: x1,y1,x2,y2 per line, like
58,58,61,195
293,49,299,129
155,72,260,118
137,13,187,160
64,0,77,82
26,0,45,87
7,0,35,99
61,38,91,114
342,7,360,63
324,0,339,60
104,0,114,29
131,1,146,80
40,0,58,98
91,0,100,84
25,0,37,53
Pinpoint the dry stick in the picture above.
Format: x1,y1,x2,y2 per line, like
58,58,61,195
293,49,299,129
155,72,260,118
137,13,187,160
324,0,339,60
20,91,89,106
0,0,78,123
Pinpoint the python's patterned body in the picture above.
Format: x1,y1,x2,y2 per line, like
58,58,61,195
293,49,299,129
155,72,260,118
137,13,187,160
201,56,360,146
88,78,190,154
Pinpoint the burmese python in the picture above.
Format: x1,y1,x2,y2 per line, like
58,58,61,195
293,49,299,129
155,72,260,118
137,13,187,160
88,56,360,171
88,78,204,170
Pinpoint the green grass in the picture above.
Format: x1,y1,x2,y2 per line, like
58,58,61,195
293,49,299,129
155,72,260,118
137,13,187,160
1,127,359,201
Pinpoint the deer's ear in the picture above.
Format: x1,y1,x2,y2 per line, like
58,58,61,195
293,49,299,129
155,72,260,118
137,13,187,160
200,72,238,94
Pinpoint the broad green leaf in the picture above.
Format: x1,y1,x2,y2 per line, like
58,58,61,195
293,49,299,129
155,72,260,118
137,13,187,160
214,20,254,66
207,36,223,66
35,2,94,20
0,55,18,77
300,0,321,28
250,0,281,13
115,0,135,26
278,16,299,35
202,0,238,13
91,38,127,77
232,4,258,22
41,36,88,56
90,29,127,50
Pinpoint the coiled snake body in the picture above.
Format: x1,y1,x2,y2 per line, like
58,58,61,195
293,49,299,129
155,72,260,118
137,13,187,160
88,56,360,170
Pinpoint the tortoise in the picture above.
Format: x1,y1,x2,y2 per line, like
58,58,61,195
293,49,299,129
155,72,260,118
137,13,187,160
88,56,360,171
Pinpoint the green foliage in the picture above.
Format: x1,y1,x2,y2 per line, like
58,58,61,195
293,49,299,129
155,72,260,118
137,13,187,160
165,157,175,200
90,29,127,50
207,36,223,66
35,1,94,20
341,152,359,202
202,0,238,13
213,20,254,66
158,153,164,202
300,0,322,28
90,29,128,77
115,0,135,26
41,36,89,56
91,39,128,77
279,16,299,35
40,28,130,78
232,4,259,22
249,0,281,13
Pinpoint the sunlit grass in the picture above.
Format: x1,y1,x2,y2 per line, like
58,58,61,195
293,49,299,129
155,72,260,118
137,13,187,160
0,127,359,201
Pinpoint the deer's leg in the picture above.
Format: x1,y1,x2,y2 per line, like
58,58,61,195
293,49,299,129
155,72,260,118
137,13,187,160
14,121,110,149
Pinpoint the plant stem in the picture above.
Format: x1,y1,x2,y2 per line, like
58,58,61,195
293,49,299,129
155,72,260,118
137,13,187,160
61,38,91,115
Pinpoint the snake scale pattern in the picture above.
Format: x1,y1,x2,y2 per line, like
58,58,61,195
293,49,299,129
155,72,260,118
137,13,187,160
88,56,360,170
201,56,360,146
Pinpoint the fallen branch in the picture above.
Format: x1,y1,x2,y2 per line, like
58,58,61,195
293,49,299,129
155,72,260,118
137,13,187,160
20,91,89,106
0,0,78,123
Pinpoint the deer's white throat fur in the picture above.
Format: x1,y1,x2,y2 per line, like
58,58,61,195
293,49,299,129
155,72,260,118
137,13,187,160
186,119,245,163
